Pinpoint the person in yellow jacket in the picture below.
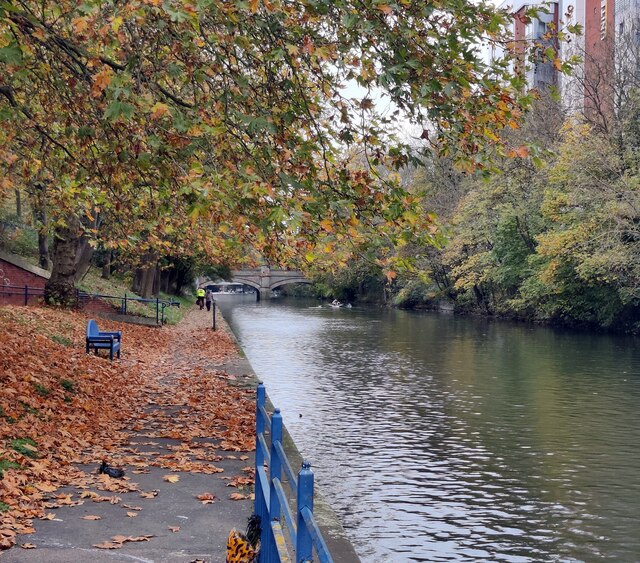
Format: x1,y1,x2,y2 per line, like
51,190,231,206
196,287,205,310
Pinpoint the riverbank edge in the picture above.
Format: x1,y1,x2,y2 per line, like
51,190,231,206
216,309,362,563
386,293,640,335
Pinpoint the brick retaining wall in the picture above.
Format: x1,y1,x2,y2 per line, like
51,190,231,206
0,252,49,306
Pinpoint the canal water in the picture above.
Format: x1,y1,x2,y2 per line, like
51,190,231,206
217,296,640,562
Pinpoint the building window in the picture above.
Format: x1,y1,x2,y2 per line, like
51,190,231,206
538,21,548,39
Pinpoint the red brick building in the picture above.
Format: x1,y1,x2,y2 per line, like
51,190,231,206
0,250,49,306
499,0,618,117
0,250,116,313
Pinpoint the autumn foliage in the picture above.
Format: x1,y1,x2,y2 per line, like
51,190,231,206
0,0,531,296
0,305,255,550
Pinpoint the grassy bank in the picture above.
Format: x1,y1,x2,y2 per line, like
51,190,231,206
78,268,192,324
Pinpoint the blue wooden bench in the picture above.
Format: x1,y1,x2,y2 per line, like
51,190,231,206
86,319,121,360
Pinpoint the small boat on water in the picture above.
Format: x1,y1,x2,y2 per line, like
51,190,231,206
330,299,343,308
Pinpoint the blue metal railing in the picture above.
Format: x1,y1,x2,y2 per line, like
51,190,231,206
255,383,334,563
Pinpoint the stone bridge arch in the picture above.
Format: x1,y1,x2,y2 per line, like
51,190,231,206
201,267,311,300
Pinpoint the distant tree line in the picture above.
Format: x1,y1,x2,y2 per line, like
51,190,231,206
314,36,640,333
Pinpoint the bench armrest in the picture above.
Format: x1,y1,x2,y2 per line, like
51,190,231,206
97,331,122,341
87,336,116,343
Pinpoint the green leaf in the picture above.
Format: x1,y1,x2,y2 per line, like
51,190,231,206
103,101,135,121
77,126,94,139
0,44,23,64
137,152,152,170
248,117,277,134
0,2,22,14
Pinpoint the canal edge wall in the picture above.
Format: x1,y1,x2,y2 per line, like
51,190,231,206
215,309,362,563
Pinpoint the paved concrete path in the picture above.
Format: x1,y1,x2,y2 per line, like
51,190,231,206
3,308,257,563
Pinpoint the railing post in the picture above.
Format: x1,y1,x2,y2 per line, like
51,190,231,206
269,409,283,518
255,383,269,557
123,293,127,315
297,461,314,562
256,383,265,468
24,284,28,306
156,297,159,324
212,301,216,331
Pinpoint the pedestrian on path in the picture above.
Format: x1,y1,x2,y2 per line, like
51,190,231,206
205,289,213,312
196,287,205,309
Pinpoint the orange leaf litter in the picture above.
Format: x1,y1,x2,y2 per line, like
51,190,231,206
0,305,256,550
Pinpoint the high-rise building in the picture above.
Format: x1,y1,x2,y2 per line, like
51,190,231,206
615,0,640,36
497,0,560,90
498,0,624,120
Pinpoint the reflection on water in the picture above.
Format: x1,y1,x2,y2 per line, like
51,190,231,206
218,295,640,562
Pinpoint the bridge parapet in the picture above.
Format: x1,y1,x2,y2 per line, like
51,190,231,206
227,268,310,299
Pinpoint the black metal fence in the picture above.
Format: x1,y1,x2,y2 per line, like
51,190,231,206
0,284,180,324
0,283,45,306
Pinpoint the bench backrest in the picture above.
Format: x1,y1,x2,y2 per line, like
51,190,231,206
87,319,99,337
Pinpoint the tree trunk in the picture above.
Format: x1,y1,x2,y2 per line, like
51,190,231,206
14,188,21,218
74,236,94,282
38,231,50,271
31,183,50,270
152,263,161,296
166,267,178,294
160,269,170,294
139,266,156,298
175,268,188,295
101,250,112,279
45,216,82,307
132,268,143,294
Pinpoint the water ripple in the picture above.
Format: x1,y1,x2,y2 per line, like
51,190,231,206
220,298,640,562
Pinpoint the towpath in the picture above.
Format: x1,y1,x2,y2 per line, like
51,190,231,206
1,306,257,563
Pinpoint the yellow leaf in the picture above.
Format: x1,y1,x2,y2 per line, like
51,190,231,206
189,206,200,225
150,102,170,120
72,17,89,34
377,4,393,15
163,475,180,483
82,515,102,520
111,16,123,33
320,218,333,232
